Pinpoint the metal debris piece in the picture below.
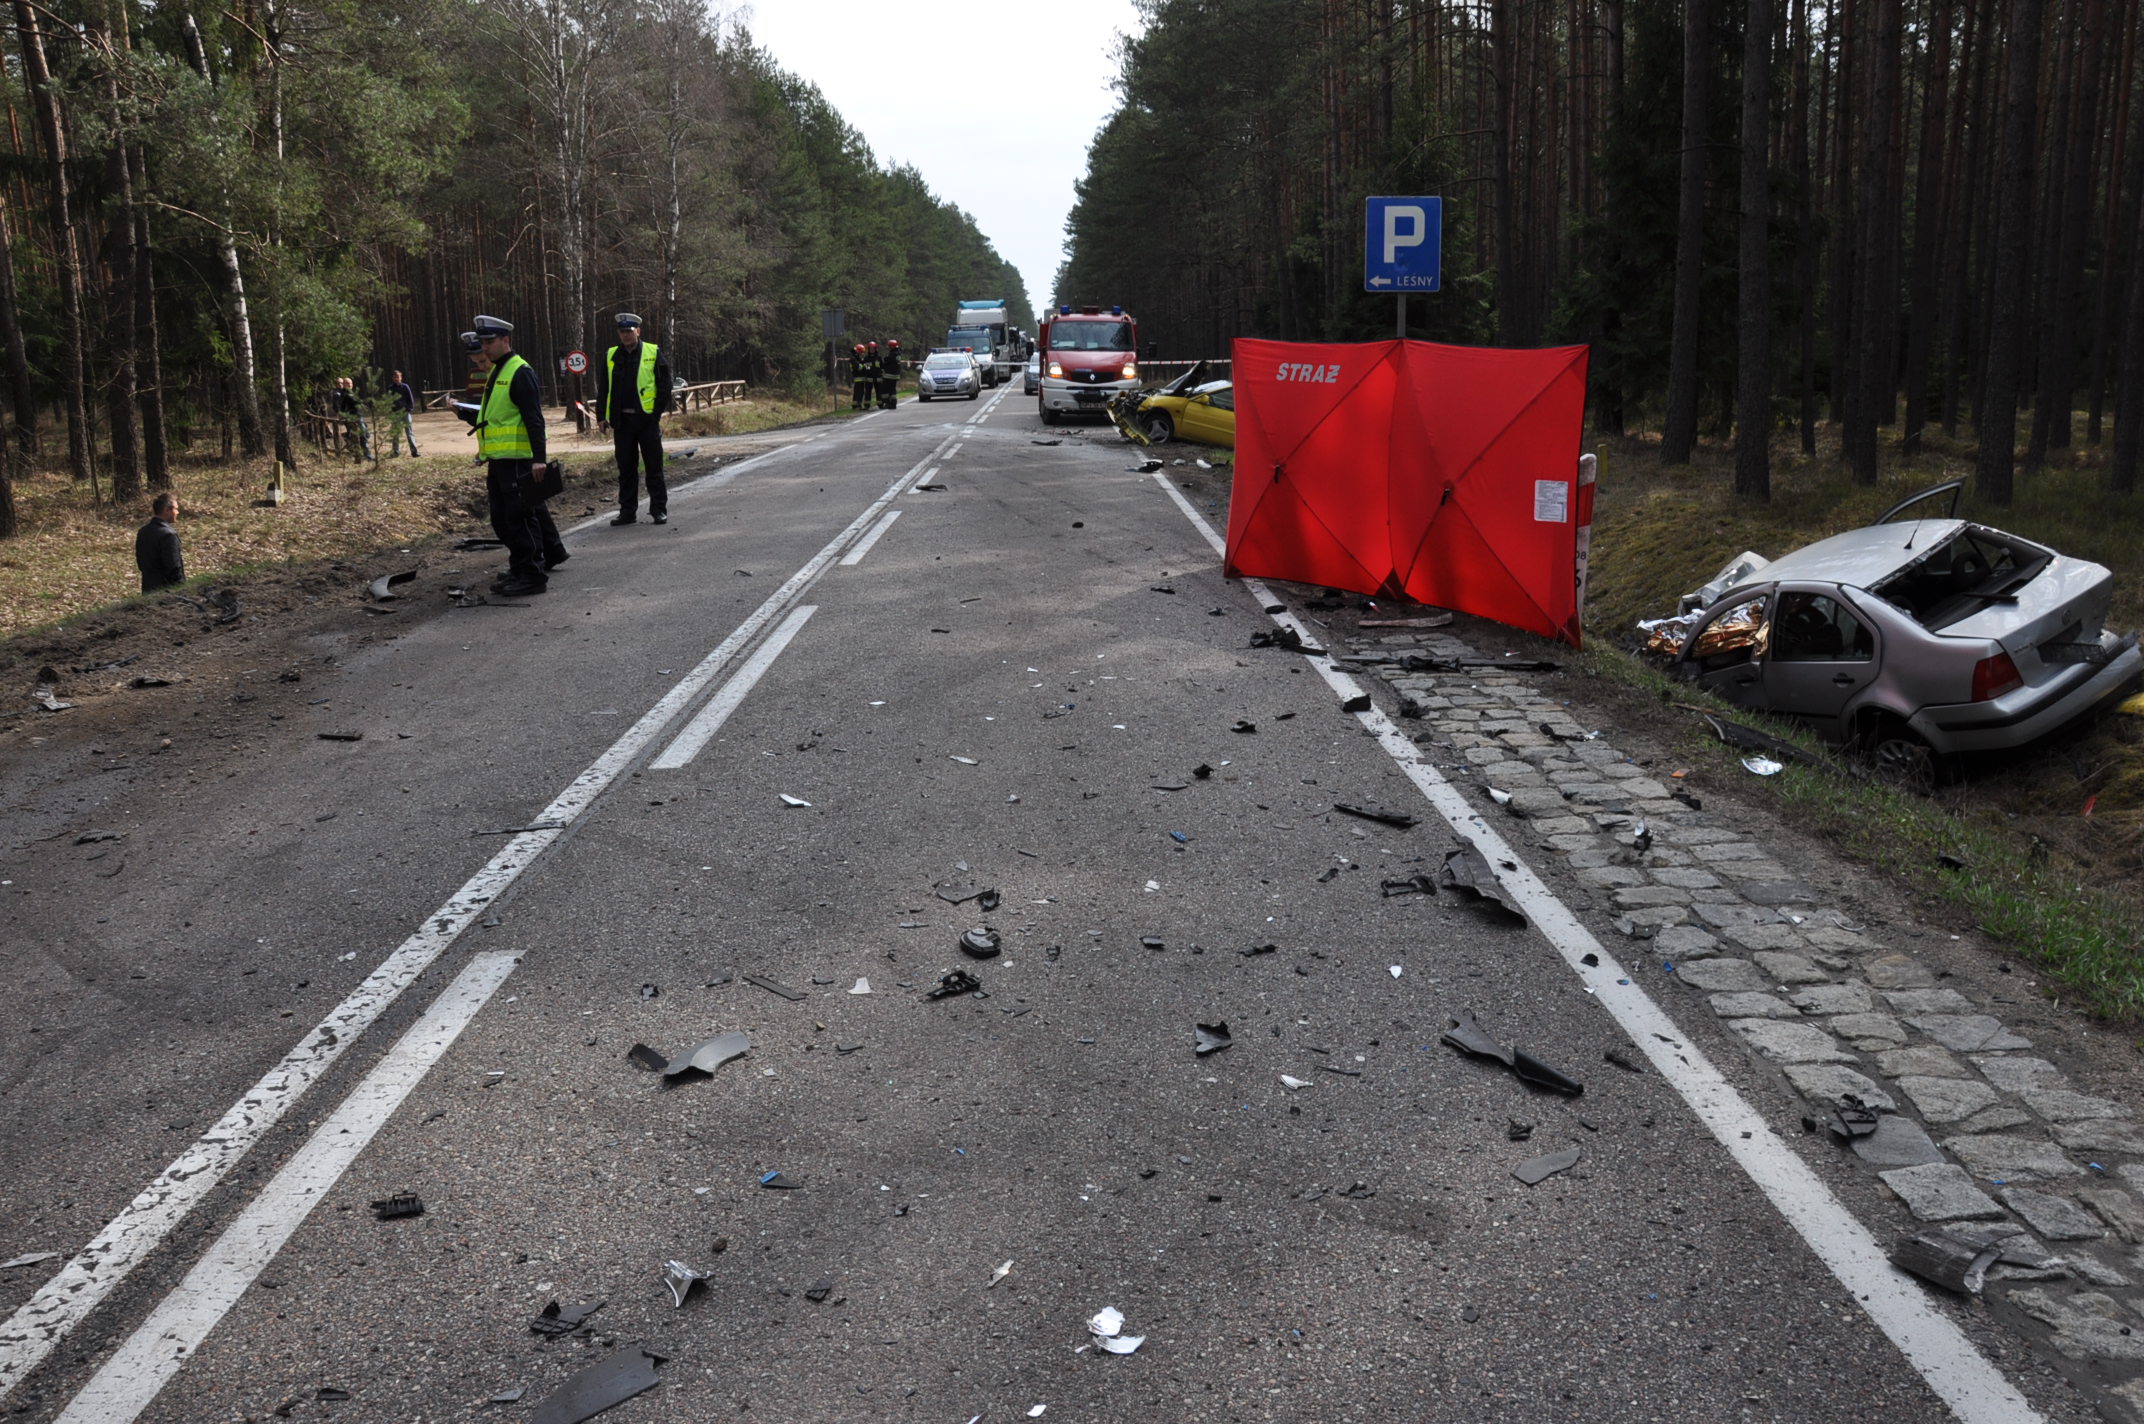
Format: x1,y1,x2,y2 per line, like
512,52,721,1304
1249,626,1318,653
1380,874,1436,898
1892,1230,2007,1295
1333,803,1417,829
949,755,979,765
779,793,813,807
759,1171,800,1189
1194,1022,1233,1056
370,1193,425,1220
528,1299,606,1337
0,1251,60,1270
1441,848,1526,923
368,569,418,601
663,1259,708,1307
75,830,124,845
802,1276,835,1302
1315,867,1340,884
925,969,984,1000
1440,1010,1584,1096
32,686,75,711
989,1260,1013,1288
1513,1146,1581,1186
745,975,807,1001
471,821,567,836
527,1344,664,1424
1151,585,1176,595
959,928,1002,959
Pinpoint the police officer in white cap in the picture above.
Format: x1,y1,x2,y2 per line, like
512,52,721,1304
471,316,554,596
597,312,672,525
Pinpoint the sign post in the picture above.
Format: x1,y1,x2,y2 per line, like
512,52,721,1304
1363,196,1442,339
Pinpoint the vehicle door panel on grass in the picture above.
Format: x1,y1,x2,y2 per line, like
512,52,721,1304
1762,585,1879,732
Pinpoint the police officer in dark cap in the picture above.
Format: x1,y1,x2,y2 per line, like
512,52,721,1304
597,311,672,526
470,316,554,596
457,328,568,576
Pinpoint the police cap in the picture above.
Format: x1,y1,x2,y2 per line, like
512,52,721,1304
458,331,482,353
472,315,513,340
615,312,643,329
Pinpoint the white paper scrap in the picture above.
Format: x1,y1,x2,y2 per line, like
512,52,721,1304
1089,1305,1125,1337
989,1260,1013,1288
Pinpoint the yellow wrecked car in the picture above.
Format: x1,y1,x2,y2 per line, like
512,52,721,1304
1108,361,1235,448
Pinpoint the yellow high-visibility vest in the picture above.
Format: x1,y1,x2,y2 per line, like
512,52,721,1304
605,342,660,418
479,354,533,459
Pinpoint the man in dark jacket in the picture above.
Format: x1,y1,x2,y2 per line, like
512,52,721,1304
850,343,873,410
471,315,553,596
135,493,184,592
596,312,673,525
386,369,420,457
877,339,901,408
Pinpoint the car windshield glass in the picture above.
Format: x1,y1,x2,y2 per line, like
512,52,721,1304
1871,525,2053,631
923,354,967,369
1050,321,1134,352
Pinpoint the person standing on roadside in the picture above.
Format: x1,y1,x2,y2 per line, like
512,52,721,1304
850,343,873,411
471,316,552,597
457,330,566,576
135,492,184,593
386,369,421,457
596,312,672,526
336,376,373,460
877,338,901,409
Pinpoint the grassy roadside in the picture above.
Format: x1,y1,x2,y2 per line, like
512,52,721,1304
0,393,854,641
1583,430,2144,1023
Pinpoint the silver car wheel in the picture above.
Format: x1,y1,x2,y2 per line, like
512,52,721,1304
1870,730,1934,791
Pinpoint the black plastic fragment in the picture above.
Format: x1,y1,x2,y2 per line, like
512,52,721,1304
1231,720,1257,734
1333,803,1417,830
1508,1119,1534,1141
1192,763,1214,779
1316,867,1340,884
640,982,659,1000
1512,1146,1581,1185
759,1171,800,1189
1248,627,1326,655
1603,1048,1645,1074
529,1299,606,1337
1700,713,1828,768
1440,1011,1584,1096
1194,1022,1233,1056
659,1032,751,1082
1340,693,1372,713
959,928,1002,959
1807,1093,1881,1141
803,1276,834,1302
317,1386,351,1402
317,731,363,742
1892,1230,2006,1295
1671,788,1703,811
1238,943,1277,958
924,969,984,1000
626,1043,668,1073
1442,847,1527,923
977,889,1001,912
745,974,807,1001
527,1344,664,1424
1379,874,1436,898
370,1193,424,1220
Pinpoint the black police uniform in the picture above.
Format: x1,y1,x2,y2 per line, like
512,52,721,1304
851,348,875,410
600,316,672,524
457,330,566,573
877,344,900,408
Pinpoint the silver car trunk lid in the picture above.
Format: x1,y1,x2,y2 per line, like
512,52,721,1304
1943,552,2113,668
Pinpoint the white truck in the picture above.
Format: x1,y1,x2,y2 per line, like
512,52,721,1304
950,299,1018,385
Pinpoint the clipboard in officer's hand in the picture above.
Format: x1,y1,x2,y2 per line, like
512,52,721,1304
531,460,565,501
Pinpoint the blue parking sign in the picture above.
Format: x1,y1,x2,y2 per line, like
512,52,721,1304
1364,197,1442,293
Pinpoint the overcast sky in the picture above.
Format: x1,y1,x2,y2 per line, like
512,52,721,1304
738,1,1143,319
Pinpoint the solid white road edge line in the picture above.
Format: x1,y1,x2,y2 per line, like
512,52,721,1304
1150,472,2043,1424
650,604,819,769
839,509,903,568
52,952,522,1424
0,424,966,1406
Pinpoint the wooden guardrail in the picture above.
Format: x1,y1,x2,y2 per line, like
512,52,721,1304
675,379,746,411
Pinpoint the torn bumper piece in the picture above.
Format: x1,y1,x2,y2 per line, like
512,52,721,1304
528,1344,664,1424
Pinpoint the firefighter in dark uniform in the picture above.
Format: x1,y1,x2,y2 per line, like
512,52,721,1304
469,316,552,597
877,339,901,409
850,343,874,410
597,312,672,525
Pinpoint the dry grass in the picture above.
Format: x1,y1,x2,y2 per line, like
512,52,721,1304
0,443,488,640
667,390,862,439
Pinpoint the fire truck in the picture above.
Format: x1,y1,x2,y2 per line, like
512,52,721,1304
1036,304,1138,425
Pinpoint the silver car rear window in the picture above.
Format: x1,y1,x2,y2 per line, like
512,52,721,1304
1870,525,2053,631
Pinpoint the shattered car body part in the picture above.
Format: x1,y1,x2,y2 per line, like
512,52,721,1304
369,1193,425,1220
989,1260,1013,1288
1333,803,1418,829
626,1043,669,1073
1810,1093,1882,1142
803,1276,834,1302
529,1299,606,1337
1742,755,1785,776
745,975,807,1001
0,1251,60,1270
663,1259,709,1307
662,1032,752,1082
1279,1074,1312,1090
1248,627,1324,655
1194,1022,1233,1055
848,978,873,995
527,1344,664,1424
1341,693,1373,713
32,686,77,711
1380,874,1437,898
779,794,813,807
1892,1230,2008,1296
1088,1305,1147,1354
959,928,1002,959
759,1171,801,1189
1440,1011,1584,1096
1441,848,1527,923
925,969,985,1000
368,569,418,601
1513,1146,1581,1186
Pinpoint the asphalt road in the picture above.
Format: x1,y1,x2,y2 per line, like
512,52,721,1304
0,388,2088,1422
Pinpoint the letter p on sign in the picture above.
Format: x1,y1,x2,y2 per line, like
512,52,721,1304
1383,205,1427,265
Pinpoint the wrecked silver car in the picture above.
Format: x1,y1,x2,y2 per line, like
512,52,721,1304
1642,482,2142,778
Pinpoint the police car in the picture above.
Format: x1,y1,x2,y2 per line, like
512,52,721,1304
917,349,983,401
